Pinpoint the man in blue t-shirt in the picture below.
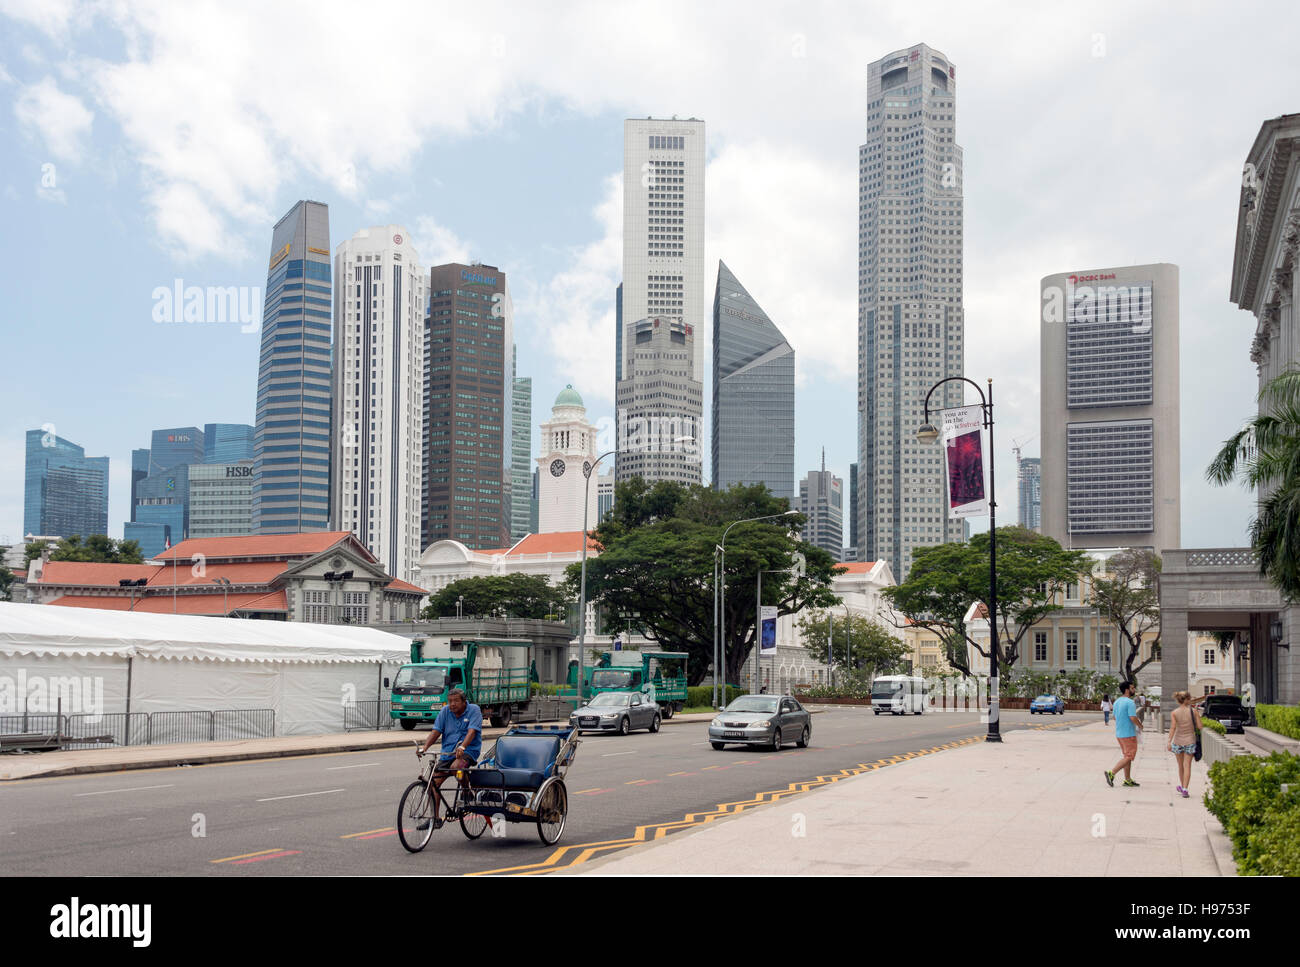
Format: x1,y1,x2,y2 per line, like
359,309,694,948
417,688,483,827
1104,680,1143,788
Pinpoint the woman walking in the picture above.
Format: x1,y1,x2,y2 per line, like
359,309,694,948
1101,694,1112,726
1166,691,1202,798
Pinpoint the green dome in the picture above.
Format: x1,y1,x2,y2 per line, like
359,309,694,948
554,384,584,408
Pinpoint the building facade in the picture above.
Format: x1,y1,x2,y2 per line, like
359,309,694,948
857,43,967,580
253,199,333,534
189,460,255,539
1040,263,1180,554
536,386,599,533
23,429,109,540
798,453,843,561
616,317,702,484
331,226,426,584
423,262,514,551
1018,456,1041,531
617,117,705,484
511,357,532,541
711,261,795,500
203,423,254,463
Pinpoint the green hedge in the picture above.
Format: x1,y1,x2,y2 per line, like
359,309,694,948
687,685,746,709
1256,704,1300,741
1204,750,1300,876
1201,716,1226,735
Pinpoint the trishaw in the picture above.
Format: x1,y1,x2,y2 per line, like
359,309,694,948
398,725,580,852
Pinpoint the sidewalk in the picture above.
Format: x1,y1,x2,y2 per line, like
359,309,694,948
565,721,1230,876
0,713,717,781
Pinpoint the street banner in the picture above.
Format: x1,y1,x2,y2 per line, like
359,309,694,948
760,605,778,654
942,404,989,518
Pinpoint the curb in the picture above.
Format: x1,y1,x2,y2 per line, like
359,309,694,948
1204,818,1239,877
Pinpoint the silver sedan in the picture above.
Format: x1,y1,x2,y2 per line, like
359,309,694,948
709,695,811,751
570,691,661,735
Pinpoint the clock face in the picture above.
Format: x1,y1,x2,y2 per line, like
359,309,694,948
583,461,592,477
550,459,566,478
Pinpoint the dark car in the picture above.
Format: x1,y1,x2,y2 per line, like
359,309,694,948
1201,695,1252,734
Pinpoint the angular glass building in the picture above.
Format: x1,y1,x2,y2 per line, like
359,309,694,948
24,429,109,539
511,352,533,541
203,423,254,463
253,200,332,534
711,261,795,500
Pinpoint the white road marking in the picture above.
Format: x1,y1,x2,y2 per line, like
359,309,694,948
600,751,637,757
74,784,175,798
256,788,345,802
326,762,379,771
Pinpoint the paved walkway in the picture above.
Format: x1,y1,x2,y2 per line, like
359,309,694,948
565,720,1229,876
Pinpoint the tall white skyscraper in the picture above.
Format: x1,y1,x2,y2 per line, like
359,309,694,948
857,43,966,580
331,226,426,583
617,117,705,484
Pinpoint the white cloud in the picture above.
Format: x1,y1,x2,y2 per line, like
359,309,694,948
0,0,79,38
410,215,473,268
13,76,92,162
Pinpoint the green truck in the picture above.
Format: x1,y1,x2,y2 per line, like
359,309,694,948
588,650,690,718
390,638,532,730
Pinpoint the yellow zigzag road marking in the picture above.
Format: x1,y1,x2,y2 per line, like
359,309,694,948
469,736,985,876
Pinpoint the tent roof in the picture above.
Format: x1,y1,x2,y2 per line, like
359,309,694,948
0,601,413,664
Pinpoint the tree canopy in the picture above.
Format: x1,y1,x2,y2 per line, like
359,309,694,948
797,610,910,681
882,525,1094,675
565,478,841,685
420,573,572,621
1208,367,1300,599
1089,548,1161,684
26,535,144,567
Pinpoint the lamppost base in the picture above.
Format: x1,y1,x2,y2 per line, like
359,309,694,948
984,733,1003,743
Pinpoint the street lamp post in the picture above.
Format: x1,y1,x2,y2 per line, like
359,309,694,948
715,511,799,708
211,576,231,616
916,376,1001,743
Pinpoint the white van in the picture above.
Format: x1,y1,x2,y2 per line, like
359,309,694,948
871,675,927,715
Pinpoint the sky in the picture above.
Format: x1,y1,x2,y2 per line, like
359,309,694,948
1,0,1294,552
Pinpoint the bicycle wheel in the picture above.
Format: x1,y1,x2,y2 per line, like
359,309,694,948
397,779,437,853
535,778,567,846
458,779,491,840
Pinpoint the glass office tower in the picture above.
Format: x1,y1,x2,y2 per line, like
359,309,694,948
511,351,533,541
23,429,109,538
203,423,254,463
253,200,332,534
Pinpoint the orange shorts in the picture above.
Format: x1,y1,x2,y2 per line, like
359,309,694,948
1117,735,1137,759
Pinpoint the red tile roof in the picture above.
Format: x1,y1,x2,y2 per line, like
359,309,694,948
505,531,600,556
144,561,289,588
834,560,885,575
34,562,158,586
48,590,288,615
386,579,427,595
46,595,135,610
153,532,357,562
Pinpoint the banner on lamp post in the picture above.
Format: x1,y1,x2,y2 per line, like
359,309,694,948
942,404,989,519
760,605,778,654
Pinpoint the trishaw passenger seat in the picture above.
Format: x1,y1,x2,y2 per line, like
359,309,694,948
468,735,561,790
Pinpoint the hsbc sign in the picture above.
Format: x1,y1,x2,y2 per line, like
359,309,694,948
225,466,253,478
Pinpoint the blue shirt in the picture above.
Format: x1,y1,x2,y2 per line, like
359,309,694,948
433,703,483,762
1114,696,1138,738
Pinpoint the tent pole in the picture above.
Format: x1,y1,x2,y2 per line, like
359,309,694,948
125,656,134,746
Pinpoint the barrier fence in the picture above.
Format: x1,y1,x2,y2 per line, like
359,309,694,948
343,700,396,732
0,708,276,750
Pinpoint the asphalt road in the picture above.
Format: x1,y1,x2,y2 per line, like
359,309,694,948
1,708,1091,876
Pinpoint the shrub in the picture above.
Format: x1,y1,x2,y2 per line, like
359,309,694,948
687,685,745,709
1201,717,1226,735
1255,703,1300,741
1204,751,1300,874
1247,799,1300,876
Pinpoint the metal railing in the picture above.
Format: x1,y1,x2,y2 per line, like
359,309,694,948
344,700,397,732
0,708,275,750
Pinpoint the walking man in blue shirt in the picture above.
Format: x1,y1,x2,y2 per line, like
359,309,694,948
1105,681,1143,788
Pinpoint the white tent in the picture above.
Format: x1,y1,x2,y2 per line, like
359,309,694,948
0,602,415,738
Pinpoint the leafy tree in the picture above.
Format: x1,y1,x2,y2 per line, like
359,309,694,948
797,610,910,682
1208,367,1300,599
883,526,1094,676
27,535,145,565
23,539,52,568
1089,548,1161,684
565,478,841,686
0,564,14,602
420,573,572,621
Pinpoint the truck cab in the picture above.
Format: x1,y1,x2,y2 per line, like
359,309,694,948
390,638,532,730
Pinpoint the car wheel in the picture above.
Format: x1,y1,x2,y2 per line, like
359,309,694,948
769,728,782,752
796,726,809,748
400,718,417,731
649,714,661,733
711,741,726,750
619,717,630,736
662,704,675,720
873,709,880,715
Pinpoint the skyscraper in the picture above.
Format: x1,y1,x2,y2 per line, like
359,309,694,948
616,318,701,484
23,429,108,539
511,350,533,541
1040,264,1180,553
799,451,843,561
857,43,966,579
331,226,427,583
617,117,705,484
1018,456,1042,531
712,261,795,500
203,423,254,463
423,262,513,550
847,462,859,560
253,200,332,534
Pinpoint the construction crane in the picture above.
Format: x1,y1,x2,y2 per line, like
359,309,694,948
1011,435,1037,468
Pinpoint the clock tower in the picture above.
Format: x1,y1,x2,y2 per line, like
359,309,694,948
537,385,599,534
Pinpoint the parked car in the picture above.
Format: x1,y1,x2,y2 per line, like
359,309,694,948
709,695,811,751
570,691,660,735
1030,693,1065,715
1200,694,1252,734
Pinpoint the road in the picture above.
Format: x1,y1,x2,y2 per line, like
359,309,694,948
1,708,1090,875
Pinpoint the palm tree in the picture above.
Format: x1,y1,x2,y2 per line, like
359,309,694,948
1207,367,1300,599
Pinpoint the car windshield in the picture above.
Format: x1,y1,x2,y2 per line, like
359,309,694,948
1206,697,1242,710
725,697,780,713
1035,695,1057,702
394,665,446,690
591,670,634,688
588,692,630,708
872,681,901,698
